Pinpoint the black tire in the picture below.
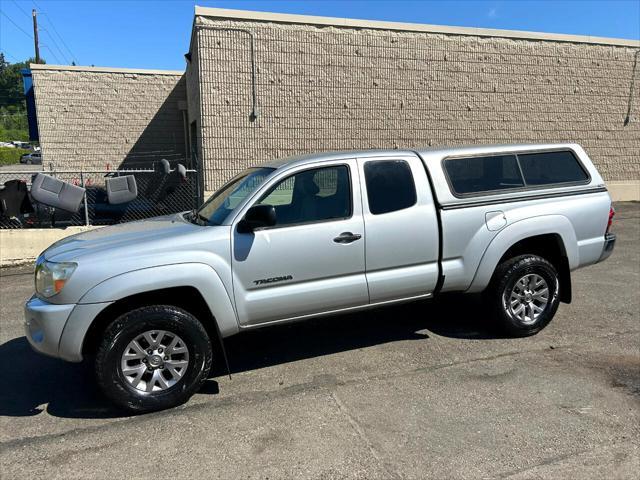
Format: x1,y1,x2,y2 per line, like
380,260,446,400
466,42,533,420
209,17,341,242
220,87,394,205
95,305,212,413
486,254,560,337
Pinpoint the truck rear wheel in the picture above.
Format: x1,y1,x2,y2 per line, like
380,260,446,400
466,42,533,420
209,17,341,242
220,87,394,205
95,305,212,413
487,254,560,337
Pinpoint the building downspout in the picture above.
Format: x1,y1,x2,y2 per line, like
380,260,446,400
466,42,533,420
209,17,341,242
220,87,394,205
182,110,189,160
195,24,259,122
177,100,190,164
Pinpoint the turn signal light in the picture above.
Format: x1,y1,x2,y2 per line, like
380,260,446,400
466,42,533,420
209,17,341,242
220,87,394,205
54,279,67,294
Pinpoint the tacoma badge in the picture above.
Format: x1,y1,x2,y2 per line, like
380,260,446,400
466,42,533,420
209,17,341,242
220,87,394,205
253,275,294,285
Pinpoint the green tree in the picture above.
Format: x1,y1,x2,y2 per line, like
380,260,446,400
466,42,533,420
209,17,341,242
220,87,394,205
0,54,44,142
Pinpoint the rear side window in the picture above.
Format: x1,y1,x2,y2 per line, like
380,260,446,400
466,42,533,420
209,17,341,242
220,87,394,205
364,160,417,214
444,155,524,195
518,151,588,186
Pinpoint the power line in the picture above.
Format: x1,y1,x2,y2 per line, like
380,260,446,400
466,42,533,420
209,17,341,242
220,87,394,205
0,9,33,39
35,8,77,63
10,0,31,19
1,50,20,62
40,45,61,64
41,14,77,63
41,27,70,63
13,1,78,64
3,3,76,65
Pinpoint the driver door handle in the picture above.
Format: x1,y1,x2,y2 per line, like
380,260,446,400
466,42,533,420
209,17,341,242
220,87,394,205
333,232,362,244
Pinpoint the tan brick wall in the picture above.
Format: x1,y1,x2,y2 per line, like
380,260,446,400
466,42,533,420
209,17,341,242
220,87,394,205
193,16,639,191
32,67,187,171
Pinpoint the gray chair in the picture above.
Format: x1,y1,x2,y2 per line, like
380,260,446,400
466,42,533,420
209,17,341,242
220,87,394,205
106,175,138,204
30,174,85,213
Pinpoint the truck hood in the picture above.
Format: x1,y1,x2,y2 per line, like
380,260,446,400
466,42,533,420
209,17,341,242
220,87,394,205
44,213,206,262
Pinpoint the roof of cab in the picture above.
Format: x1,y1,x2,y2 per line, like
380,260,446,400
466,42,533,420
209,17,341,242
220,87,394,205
261,143,582,170
260,149,414,169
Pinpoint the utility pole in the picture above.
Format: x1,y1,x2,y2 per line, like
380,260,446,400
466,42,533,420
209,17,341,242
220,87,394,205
32,9,40,64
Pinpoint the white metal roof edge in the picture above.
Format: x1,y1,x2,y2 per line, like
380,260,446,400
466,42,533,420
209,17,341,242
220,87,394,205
259,142,584,169
29,64,185,76
194,6,640,48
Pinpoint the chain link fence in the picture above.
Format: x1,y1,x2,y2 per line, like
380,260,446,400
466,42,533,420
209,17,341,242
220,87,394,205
0,161,201,229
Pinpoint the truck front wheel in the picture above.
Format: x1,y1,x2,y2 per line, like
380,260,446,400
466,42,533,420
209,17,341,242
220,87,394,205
487,254,560,337
95,305,213,413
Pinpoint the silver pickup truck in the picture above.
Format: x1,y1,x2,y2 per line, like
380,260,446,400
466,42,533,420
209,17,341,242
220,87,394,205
25,143,616,412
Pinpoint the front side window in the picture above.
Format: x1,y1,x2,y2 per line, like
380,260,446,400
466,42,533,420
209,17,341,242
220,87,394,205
518,151,588,186
444,154,525,195
364,160,417,215
257,165,351,227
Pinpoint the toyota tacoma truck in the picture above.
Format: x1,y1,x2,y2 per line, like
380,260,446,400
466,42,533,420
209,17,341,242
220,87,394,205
25,143,616,412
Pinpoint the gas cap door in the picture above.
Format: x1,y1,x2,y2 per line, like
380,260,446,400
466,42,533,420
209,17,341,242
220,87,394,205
485,210,507,231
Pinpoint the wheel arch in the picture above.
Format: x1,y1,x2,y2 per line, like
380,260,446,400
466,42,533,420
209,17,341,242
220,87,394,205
467,215,577,303
82,286,221,357
76,263,239,357
497,233,572,303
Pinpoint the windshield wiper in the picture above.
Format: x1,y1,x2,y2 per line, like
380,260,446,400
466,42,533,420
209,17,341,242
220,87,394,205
196,212,210,225
187,209,210,226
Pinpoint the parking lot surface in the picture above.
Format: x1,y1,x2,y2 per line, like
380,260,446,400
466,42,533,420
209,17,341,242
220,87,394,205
0,202,638,479
0,163,42,173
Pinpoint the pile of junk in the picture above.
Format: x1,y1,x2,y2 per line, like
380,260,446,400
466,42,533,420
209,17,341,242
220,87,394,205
0,160,193,229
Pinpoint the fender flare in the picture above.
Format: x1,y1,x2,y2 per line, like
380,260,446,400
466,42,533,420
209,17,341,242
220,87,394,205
79,263,239,337
466,215,578,293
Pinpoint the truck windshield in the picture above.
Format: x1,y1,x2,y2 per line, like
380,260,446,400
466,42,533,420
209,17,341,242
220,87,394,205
196,167,275,225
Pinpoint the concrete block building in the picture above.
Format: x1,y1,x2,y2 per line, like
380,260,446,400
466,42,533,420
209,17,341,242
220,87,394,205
29,6,640,199
30,65,188,171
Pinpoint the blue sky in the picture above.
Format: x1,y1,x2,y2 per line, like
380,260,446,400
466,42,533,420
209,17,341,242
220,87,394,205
1,1,639,70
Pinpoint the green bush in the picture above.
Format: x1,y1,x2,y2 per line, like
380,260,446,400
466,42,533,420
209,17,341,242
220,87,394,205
0,127,29,143
0,147,29,166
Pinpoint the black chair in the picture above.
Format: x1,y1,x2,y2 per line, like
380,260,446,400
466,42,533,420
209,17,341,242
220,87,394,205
0,180,34,217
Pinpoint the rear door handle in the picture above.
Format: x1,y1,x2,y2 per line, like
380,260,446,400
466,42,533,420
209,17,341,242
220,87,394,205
333,232,362,244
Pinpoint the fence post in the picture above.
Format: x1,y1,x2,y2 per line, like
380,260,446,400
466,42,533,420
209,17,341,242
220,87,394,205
80,171,90,227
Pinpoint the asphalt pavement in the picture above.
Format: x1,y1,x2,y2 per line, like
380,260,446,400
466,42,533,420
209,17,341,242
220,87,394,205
0,163,43,173
0,202,638,479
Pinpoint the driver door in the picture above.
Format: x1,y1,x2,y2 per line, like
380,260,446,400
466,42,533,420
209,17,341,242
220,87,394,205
231,160,368,326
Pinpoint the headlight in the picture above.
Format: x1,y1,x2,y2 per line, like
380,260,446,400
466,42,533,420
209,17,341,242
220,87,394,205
35,257,77,298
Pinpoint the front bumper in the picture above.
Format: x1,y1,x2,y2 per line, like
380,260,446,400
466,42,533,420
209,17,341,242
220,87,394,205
24,296,112,362
24,296,75,359
598,233,616,262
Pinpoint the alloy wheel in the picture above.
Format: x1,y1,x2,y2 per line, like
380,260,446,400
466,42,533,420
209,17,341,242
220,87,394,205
120,330,190,393
506,274,549,325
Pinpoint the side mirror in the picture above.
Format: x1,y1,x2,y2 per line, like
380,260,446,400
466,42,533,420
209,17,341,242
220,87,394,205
237,204,276,233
